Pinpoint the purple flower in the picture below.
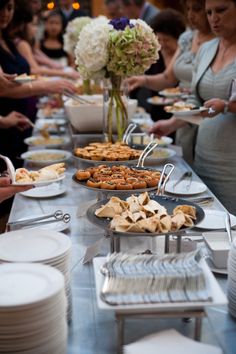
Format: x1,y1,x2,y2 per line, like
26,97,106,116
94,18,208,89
109,17,134,31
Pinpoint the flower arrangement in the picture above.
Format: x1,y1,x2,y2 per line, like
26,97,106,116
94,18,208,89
63,17,92,56
75,17,160,141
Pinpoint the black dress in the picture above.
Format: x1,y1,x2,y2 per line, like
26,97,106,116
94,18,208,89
0,39,33,168
40,41,68,62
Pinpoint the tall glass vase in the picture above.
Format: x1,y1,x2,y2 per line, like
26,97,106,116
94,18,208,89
103,75,128,142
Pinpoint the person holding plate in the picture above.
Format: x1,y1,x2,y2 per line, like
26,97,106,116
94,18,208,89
150,0,236,215
127,0,214,164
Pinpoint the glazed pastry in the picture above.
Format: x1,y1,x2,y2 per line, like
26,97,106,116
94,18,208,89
132,181,147,189
100,181,116,190
116,182,133,190
75,170,91,181
86,179,101,188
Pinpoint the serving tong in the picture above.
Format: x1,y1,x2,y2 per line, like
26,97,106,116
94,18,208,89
63,90,96,105
157,163,175,195
0,154,16,183
136,140,158,168
173,171,192,191
7,210,71,230
122,123,137,145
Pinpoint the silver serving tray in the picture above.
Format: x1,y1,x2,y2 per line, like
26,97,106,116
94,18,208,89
86,194,205,237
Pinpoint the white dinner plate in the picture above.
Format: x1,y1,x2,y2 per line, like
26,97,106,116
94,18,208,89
196,210,236,230
147,97,174,106
130,134,173,147
24,135,70,148
0,229,71,262
12,174,65,186
172,107,208,116
21,149,72,165
165,180,207,196
159,89,182,98
20,184,67,198
146,148,176,165
0,263,64,307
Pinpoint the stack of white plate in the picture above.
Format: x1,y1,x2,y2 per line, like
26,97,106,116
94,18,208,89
227,238,236,317
0,229,72,321
0,263,67,354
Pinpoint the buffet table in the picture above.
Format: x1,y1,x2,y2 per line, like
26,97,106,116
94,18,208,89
6,152,236,354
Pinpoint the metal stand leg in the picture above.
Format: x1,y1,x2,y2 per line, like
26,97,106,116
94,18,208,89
194,317,202,341
164,234,170,253
114,236,120,252
116,314,124,354
109,231,115,253
176,236,182,253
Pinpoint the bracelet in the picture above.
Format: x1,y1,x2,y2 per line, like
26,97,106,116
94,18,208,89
144,75,149,87
223,100,229,114
28,82,33,95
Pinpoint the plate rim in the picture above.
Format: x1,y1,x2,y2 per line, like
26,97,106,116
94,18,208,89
171,107,207,117
159,89,182,98
86,194,205,237
146,97,175,105
20,185,67,198
164,180,207,196
24,136,70,147
20,149,72,164
196,209,236,230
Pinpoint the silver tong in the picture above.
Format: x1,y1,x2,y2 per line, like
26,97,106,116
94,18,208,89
136,140,158,168
173,171,192,191
157,163,175,195
122,123,137,144
225,212,233,243
7,210,71,230
63,90,96,105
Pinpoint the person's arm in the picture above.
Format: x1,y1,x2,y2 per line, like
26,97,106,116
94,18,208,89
0,70,18,91
0,77,76,98
17,40,79,79
0,176,31,203
0,111,31,130
127,48,180,92
149,116,187,137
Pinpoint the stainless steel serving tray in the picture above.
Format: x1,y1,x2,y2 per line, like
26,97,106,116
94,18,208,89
86,194,205,237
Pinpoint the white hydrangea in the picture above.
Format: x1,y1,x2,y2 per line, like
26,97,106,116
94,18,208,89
75,21,112,78
63,17,92,55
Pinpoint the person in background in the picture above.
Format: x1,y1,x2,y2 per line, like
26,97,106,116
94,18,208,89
150,0,236,214
127,0,214,164
58,0,87,30
120,0,159,24
104,0,124,19
130,9,186,121
29,0,41,15
9,0,79,79
40,11,69,66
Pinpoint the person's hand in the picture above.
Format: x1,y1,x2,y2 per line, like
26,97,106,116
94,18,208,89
46,79,77,95
64,70,80,80
149,119,177,137
0,72,18,91
126,76,146,92
0,176,32,203
202,98,226,118
0,111,32,131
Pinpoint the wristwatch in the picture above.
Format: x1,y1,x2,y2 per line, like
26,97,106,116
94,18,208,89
223,100,229,114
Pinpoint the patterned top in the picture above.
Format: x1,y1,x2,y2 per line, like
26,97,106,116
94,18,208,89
173,30,196,89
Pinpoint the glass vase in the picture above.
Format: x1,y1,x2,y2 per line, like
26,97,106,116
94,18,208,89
103,75,128,142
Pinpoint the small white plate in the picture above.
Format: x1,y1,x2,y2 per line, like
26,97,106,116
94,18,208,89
14,75,36,84
130,135,173,147
206,258,228,275
24,136,70,148
146,148,176,164
147,97,174,106
12,174,65,186
196,210,236,230
165,180,207,196
172,107,207,116
159,89,182,98
21,149,71,165
20,184,67,198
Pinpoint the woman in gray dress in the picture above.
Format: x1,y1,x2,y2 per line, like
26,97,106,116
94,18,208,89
127,0,214,164
151,0,236,214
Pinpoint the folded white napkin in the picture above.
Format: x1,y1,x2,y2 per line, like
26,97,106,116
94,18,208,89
124,329,222,354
